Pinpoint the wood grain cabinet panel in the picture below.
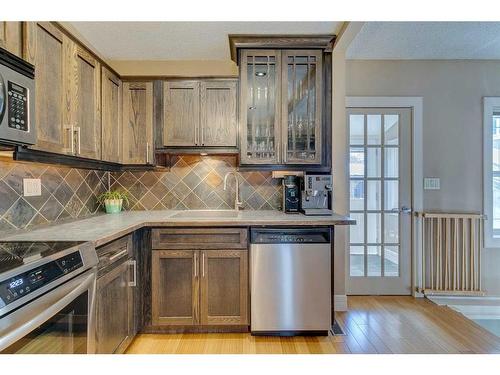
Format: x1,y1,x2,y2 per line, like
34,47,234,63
200,250,248,325
152,250,199,326
200,80,237,147
74,46,101,159
152,228,248,250
163,81,199,147
24,22,72,155
101,66,122,163
0,22,23,57
96,260,131,354
122,81,153,164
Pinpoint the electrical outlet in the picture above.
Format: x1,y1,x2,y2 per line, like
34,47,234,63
424,177,440,190
23,178,42,197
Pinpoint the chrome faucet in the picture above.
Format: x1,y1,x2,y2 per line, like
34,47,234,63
223,172,243,210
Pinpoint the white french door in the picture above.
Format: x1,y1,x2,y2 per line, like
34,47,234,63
347,108,412,295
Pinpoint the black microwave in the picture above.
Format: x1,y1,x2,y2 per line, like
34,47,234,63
0,47,36,146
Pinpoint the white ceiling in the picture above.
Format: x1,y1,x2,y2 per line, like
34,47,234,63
69,22,340,60
347,22,500,60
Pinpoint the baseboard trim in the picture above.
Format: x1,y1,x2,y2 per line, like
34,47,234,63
334,295,348,311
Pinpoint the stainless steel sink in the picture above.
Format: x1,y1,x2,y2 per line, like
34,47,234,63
172,210,240,219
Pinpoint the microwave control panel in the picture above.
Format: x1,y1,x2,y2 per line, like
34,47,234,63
0,251,83,308
7,81,29,132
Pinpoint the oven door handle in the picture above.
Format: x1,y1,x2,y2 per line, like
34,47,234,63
0,269,96,352
0,73,6,124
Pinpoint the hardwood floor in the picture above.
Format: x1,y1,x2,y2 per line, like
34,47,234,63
125,296,500,354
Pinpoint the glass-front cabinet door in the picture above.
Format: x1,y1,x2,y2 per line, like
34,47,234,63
239,49,323,166
282,50,322,164
240,50,281,164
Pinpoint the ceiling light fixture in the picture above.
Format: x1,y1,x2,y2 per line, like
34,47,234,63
255,71,267,77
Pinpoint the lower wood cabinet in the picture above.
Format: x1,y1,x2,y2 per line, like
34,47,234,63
151,248,248,327
95,235,136,354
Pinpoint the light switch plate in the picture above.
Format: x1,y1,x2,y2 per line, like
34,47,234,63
23,178,42,197
424,177,440,190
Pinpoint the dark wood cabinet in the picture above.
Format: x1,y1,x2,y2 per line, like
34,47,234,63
101,66,122,163
95,235,136,354
151,228,249,329
200,249,248,325
162,79,238,150
122,81,154,164
152,250,199,326
24,22,71,155
0,22,23,57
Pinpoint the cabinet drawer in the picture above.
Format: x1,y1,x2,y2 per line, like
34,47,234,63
152,228,248,250
96,235,132,271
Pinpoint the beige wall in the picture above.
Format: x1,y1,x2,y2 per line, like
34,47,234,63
346,59,500,295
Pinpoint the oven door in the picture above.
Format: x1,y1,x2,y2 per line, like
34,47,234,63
0,269,96,354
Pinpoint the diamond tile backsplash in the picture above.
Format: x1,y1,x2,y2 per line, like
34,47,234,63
0,159,108,232
0,155,282,231
111,155,283,211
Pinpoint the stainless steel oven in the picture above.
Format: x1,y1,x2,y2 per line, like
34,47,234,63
0,242,98,354
0,47,36,146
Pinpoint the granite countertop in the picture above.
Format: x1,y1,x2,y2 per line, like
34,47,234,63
0,210,354,247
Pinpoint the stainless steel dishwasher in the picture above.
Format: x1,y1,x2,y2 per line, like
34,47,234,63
250,227,331,336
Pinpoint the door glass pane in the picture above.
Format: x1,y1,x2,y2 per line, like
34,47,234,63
350,246,365,276
350,213,364,243
246,57,276,160
349,114,364,145
367,180,381,210
350,180,364,210
384,180,399,211
350,147,364,177
493,115,500,171
367,148,382,177
384,213,399,243
384,246,399,277
494,176,500,231
384,148,398,178
384,114,399,145
367,246,382,276
367,213,381,243
286,56,318,161
367,115,382,145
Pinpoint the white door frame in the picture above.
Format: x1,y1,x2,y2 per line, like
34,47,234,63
346,96,423,296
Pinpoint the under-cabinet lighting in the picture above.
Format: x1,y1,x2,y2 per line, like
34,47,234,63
200,152,208,156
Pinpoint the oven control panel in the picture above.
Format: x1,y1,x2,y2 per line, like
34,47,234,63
0,251,83,307
7,81,29,132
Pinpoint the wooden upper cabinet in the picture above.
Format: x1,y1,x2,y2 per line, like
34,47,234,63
24,22,102,158
122,81,153,164
239,50,282,165
101,66,122,163
200,80,237,147
0,22,23,57
163,79,238,148
239,48,327,168
281,50,322,164
163,81,200,147
24,22,72,155
200,250,248,325
74,46,101,159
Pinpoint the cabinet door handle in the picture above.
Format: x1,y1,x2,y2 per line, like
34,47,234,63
146,142,150,164
65,125,75,155
109,248,128,262
75,126,81,155
128,259,137,287
202,252,205,277
194,252,198,277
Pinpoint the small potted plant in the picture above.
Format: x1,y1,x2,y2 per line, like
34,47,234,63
97,190,129,214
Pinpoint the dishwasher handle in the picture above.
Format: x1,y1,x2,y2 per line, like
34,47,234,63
250,227,331,244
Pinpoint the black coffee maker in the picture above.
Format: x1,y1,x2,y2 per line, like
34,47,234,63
282,175,301,213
